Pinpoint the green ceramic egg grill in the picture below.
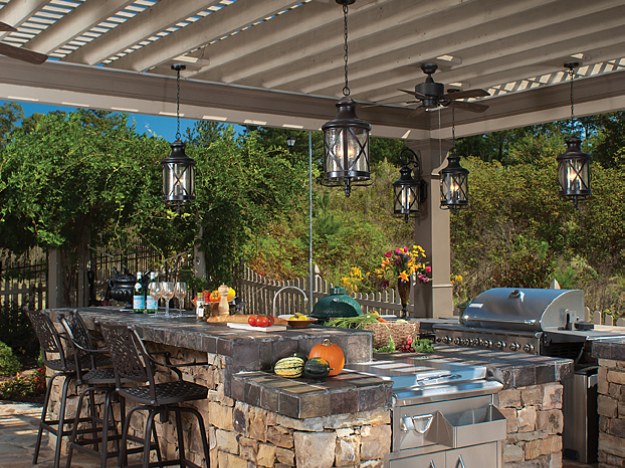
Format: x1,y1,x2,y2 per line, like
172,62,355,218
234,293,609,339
311,286,363,322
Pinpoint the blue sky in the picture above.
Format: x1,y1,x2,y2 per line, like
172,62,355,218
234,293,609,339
3,99,200,140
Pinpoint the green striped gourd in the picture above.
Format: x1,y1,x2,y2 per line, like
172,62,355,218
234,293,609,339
274,356,305,378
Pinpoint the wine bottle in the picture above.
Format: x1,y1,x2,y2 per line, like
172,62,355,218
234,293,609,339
146,272,157,314
133,272,145,313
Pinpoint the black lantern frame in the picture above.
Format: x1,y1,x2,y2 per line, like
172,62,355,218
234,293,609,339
392,148,427,222
286,135,296,154
439,152,469,213
321,0,371,197
162,64,196,212
556,62,591,207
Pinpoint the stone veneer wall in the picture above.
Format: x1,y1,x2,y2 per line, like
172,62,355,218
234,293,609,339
597,358,625,468
494,383,564,468
46,342,391,468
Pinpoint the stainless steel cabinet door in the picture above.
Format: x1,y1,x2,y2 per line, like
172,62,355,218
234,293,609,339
445,442,498,468
389,451,445,468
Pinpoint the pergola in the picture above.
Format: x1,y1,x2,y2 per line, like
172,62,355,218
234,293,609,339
1,0,624,315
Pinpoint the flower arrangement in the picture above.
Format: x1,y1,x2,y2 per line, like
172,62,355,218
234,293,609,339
375,245,431,289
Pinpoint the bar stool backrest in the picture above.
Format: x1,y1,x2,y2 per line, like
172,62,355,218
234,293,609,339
60,310,95,350
100,323,158,399
26,310,71,372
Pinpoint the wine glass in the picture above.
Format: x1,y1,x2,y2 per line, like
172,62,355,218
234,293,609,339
148,281,162,317
173,282,187,318
160,282,175,318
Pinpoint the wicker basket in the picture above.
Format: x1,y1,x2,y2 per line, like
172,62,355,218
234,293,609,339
364,322,419,349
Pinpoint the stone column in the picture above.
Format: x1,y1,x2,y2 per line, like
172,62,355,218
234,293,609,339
406,139,454,318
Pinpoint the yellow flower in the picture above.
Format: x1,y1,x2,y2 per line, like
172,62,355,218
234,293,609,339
399,271,409,282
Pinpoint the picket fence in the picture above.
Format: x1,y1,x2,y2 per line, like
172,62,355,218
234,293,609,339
0,249,47,310
239,267,414,317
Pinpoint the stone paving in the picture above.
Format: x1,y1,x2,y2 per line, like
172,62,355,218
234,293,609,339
0,401,114,468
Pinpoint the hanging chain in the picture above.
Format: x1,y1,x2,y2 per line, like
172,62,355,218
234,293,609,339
452,107,456,144
342,4,350,97
438,108,442,164
176,66,181,140
569,67,575,133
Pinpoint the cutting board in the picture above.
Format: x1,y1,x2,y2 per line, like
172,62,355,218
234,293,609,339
227,323,287,332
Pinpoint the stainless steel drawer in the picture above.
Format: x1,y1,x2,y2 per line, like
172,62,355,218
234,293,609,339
445,442,498,468
389,450,445,468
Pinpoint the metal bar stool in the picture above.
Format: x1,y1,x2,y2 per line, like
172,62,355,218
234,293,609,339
100,323,212,468
26,310,91,468
60,311,161,468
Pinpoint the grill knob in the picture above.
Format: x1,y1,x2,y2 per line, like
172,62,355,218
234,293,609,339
523,344,535,353
454,337,462,345
483,340,492,348
442,336,452,344
470,338,480,346
495,341,506,350
462,338,471,346
509,342,520,352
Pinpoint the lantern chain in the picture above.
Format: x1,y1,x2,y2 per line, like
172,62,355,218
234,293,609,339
342,4,350,97
176,65,181,141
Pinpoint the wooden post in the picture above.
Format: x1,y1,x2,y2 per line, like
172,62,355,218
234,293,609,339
48,249,64,308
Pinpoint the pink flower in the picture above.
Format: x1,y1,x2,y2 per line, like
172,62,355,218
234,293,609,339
425,266,431,273
403,246,409,253
395,248,402,255
385,251,392,258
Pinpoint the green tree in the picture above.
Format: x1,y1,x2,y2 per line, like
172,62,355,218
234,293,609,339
0,102,24,147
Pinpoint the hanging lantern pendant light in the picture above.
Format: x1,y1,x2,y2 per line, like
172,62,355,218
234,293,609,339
393,148,427,222
161,64,196,213
321,0,371,197
439,106,469,213
556,62,591,207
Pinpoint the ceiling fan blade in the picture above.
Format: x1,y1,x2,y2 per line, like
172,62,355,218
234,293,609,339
398,89,427,100
0,43,48,64
444,88,490,100
448,100,489,113
0,21,17,32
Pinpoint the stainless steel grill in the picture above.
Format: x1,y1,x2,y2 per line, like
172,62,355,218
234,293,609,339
345,355,506,468
432,287,625,464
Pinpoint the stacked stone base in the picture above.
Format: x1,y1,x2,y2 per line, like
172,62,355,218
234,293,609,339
598,359,625,468
495,383,564,468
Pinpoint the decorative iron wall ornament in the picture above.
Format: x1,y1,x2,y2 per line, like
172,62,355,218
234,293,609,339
321,0,371,197
161,64,196,212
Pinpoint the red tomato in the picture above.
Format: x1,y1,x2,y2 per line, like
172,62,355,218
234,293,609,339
267,316,275,325
256,316,270,328
248,315,257,327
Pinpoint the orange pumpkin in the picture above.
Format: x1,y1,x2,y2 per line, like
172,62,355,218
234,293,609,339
308,339,345,376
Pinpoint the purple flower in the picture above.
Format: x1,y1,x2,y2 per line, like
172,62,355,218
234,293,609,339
385,251,392,258
382,280,389,289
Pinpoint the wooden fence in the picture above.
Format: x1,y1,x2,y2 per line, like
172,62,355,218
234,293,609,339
0,249,47,310
239,267,416,317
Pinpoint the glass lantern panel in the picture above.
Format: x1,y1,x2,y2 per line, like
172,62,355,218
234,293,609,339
394,184,418,213
559,159,589,193
441,173,468,205
324,128,344,177
346,128,369,174
163,163,194,200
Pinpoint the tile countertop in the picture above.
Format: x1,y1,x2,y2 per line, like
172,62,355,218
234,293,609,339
47,308,574,419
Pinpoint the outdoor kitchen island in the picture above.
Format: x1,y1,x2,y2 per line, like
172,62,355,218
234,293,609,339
45,308,573,468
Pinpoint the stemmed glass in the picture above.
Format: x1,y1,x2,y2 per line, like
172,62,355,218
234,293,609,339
160,282,175,319
148,281,162,317
173,282,187,318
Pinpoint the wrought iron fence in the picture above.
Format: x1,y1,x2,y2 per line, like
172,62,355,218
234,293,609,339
0,248,47,310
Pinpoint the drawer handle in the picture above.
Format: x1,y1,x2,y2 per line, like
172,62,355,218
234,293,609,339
456,454,465,468
411,413,434,434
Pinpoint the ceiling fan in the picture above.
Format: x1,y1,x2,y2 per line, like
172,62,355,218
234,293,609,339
0,21,48,64
395,63,490,115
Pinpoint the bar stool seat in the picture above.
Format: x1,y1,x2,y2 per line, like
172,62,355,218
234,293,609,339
101,323,212,468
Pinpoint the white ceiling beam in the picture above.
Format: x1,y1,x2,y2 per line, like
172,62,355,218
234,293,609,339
214,0,463,86
0,0,49,39
62,0,222,66
25,0,135,55
341,1,625,102
107,0,301,73
298,0,622,97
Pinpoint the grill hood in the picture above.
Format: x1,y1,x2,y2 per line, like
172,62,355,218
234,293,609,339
461,288,584,332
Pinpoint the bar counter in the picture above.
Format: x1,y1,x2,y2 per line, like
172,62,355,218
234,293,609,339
43,308,574,468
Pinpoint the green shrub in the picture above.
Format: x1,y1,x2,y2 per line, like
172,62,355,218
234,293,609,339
0,367,46,400
0,303,40,361
0,341,22,376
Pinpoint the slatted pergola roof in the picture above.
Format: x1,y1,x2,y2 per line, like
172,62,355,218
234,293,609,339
1,0,624,140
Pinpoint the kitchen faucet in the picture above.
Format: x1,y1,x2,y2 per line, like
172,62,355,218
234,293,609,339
272,286,309,317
